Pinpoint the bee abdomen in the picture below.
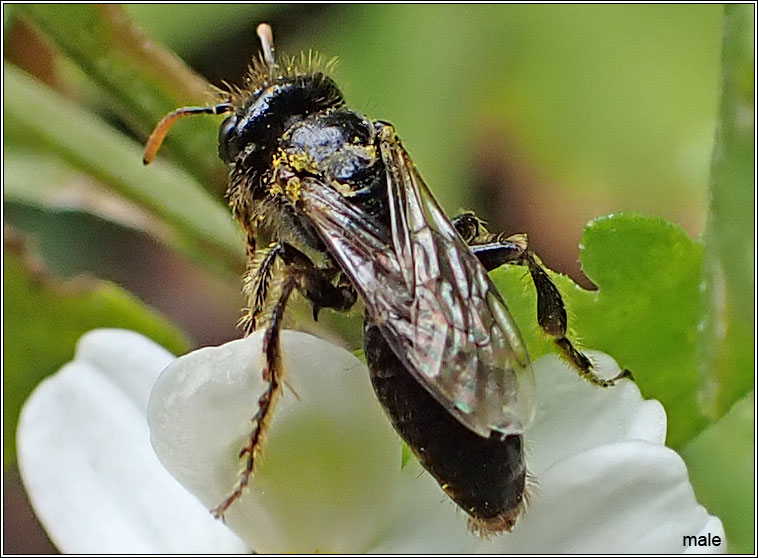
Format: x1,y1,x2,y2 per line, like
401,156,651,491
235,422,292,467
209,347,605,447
364,324,526,533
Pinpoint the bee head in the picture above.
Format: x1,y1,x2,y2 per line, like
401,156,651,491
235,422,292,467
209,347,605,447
218,23,344,167
143,23,343,169
217,73,344,166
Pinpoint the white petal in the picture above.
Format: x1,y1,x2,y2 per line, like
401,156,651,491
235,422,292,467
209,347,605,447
364,458,490,553
17,329,248,554
148,330,405,553
366,352,709,554
488,441,726,553
526,351,667,475
148,334,721,554
369,439,726,554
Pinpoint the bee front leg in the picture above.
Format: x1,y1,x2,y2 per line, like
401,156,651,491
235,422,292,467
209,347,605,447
213,246,357,518
453,212,630,388
240,242,283,334
212,274,296,519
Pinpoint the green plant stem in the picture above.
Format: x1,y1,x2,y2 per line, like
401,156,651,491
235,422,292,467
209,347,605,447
698,4,754,419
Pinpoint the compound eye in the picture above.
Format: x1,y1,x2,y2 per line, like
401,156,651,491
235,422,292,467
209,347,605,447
218,114,239,164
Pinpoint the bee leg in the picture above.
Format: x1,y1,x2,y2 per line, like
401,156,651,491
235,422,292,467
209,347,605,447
240,242,283,334
279,245,358,321
519,251,630,386
453,212,529,271
299,269,358,321
301,272,358,321
462,236,529,272
211,274,296,519
212,245,358,518
453,212,630,387
453,211,528,272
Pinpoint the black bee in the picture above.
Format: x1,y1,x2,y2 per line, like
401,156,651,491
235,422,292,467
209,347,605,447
144,24,629,534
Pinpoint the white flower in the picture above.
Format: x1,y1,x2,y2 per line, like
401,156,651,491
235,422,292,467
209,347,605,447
17,329,725,553
16,330,248,554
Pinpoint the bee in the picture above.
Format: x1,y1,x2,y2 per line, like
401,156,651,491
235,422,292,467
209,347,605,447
144,24,629,534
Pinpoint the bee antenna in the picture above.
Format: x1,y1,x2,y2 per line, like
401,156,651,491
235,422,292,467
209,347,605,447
256,23,277,78
143,103,233,165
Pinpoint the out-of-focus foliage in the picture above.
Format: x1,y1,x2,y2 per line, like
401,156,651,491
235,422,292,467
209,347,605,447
681,391,754,554
19,4,227,190
5,63,243,276
3,237,189,465
697,4,754,420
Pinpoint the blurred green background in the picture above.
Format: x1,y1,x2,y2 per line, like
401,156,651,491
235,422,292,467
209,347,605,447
3,4,752,553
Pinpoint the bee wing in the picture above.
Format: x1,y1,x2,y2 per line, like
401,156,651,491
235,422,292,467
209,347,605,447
299,133,535,438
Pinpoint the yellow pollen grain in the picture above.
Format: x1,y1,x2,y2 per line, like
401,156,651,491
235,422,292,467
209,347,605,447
285,176,302,201
287,152,318,174
332,180,356,197
269,181,283,196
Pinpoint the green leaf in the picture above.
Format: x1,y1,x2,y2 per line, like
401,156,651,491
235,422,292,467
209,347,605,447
491,213,706,448
681,392,755,554
17,4,227,192
3,148,83,209
3,238,191,466
4,63,243,279
697,4,754,419
400,443,414,471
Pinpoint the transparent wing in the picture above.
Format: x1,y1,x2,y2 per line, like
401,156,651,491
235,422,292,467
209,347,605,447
299,130,535,437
